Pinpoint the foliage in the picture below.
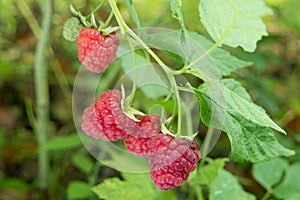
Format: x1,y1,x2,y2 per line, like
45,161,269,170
0,0,300,199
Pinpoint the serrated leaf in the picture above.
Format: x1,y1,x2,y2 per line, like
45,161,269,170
198,79,285,133
170,0,186,40
210,169,255,200
124,0,140,28
71,154,94,174
226,120,294,162
63,17,83,42
199,0,272,52
140,29,250,81
93,174,155,200
67,181,93,200
273,162,300,199
45,133,82,151
196,80,295,162
252,158,289,190
187,32,252,76
140,29,221,81
190,158,228,187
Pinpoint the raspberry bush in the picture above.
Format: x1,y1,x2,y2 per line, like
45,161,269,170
62,0,296,199
2,0,299,199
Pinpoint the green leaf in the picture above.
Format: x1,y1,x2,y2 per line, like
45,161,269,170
187,32,252,76
196,80,295,162
199,0,272,52
210,169,255,200
227,122,294,162
45,133,82,151
71,154,94,174
93,173,154,200
0,178,29,191
252,158,289,190
67,181,93,200
190,158,228,186
63,17,83,42
273,162,300,199
124,0,140,28
200,79,285,133
170,0,186,40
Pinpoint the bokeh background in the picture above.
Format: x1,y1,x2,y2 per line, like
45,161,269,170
0,0,299,199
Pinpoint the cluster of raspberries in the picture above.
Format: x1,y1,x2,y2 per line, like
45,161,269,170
81,90,201,190
76,28,120,73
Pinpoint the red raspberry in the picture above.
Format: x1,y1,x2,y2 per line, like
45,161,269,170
76,27,120,73
81,90,127,141
148,134,200,190
124,114,160,156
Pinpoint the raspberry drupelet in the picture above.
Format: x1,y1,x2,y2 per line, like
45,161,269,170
81,90,127,141
148,134,201,190
76,27,120,73
124,114,161,156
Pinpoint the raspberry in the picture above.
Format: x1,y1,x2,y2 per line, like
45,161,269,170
81,90,127,141
76,27,120,73
124,115,160,156
148,134,200,190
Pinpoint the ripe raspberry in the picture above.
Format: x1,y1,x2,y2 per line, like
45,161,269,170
76,27,120,73
148,134,200,190
81,90,127,141
124,115,160,156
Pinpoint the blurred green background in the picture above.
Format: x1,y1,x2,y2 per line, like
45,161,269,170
0,0,299,199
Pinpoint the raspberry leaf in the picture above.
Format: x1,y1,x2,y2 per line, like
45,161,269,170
198,79,286,133
252,158,289,190
196,79,295,162
93,173,176,200
187,32,252,76
124,0,141,28
140,29,251,78
190,158,228,187
210,169,255,200
63,17,83,42
67,181,93,200
44,133,82,151
71,154,94,174
199,0,272,52
273,162,300,199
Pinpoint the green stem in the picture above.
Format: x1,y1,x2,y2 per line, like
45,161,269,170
17,0,72,106
108,0,184,135
200,126,214,166
128,37,137,104
103,10,114,28
34,0,52,189
186,41,221,71
261,190,272,200
86,0,106,20
88,162,102,186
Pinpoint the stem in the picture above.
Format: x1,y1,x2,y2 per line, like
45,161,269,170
128,38,137,104
261,190,272,200
86,0,106,20
88,162,102,186
108,0,185,135
34,0,52,189
103,10,114,28
17,0,72,106
108,0,169,72
200,126,214,166
186,41,221,70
